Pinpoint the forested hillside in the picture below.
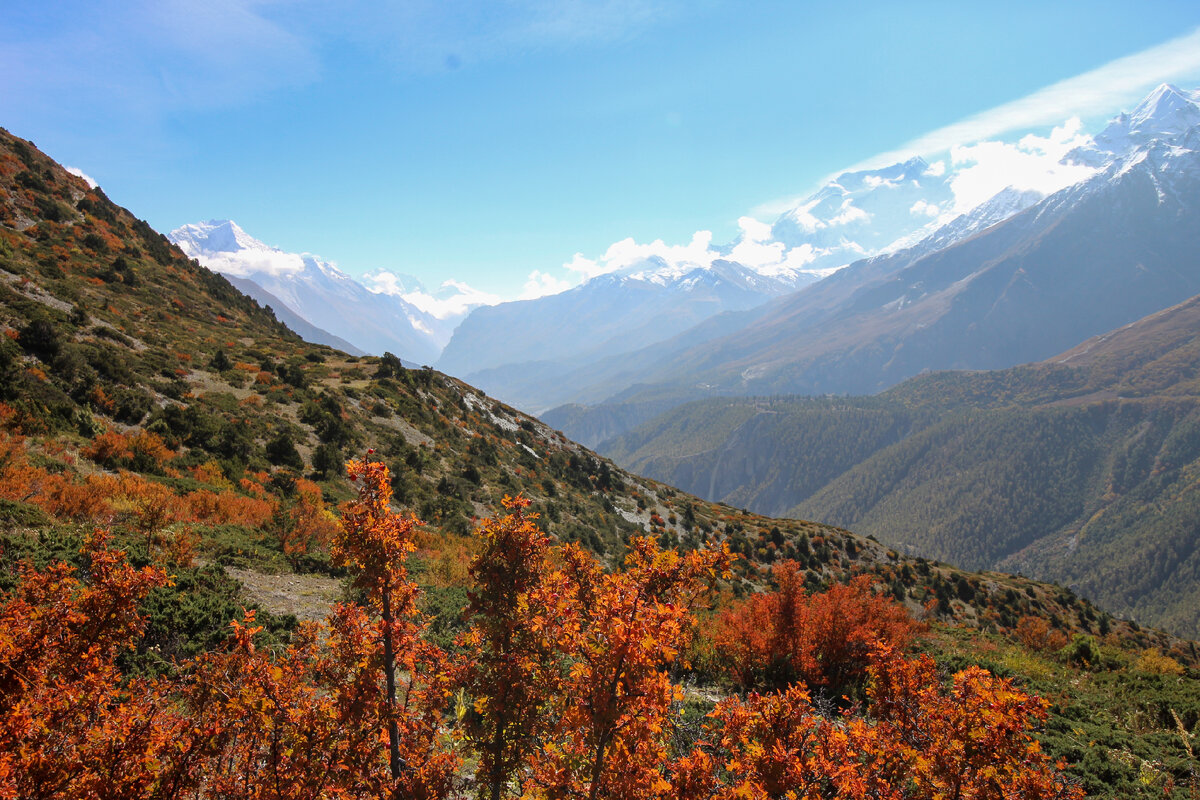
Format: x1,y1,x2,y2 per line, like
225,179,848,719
601,296,1200,638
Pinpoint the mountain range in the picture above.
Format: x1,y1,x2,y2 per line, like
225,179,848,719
546,83,1200,445
3,121,1130,646
169,219,476,365
596,290,1200,637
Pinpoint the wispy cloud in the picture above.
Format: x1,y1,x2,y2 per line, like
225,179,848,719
855,27,1200,171
751,28,1200,219
367,271,502,319
0,0,318,128
521,269,574,299
315,0,681,73
556,216,818,290
947,118,1096,214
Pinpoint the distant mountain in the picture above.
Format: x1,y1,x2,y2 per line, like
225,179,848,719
770,156,955,269
223,274,367,356
437,259,812,409
545,84,1200,446
5,124,1197,800
1069,83,1200,166
438,156,968,410
170,220,458,363
2,122,1081,635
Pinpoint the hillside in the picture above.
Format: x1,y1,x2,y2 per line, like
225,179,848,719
599,295,1200,638
0,124,1098,626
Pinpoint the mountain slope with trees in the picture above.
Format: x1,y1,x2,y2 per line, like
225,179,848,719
601,295,1200,638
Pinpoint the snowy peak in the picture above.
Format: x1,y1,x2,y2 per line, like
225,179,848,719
835,156,931,192
770,154,954,270
172,219,269,257
171,219,315,280
168,220,446,362
1071,83,1200,165
1128,83,1200,134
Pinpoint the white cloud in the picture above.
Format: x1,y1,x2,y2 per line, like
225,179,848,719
910,199,940,217
363,269,419,296
0,0,318,130
565,230,716,280
194,249,307,279
735,215,773,243
65,166,98,188
557,216,821,288
323,0,679,73
948,117,1096,213
780,203,822,232
404,280,502,319
828,201,870,227
366,270,501,319
862,175,899,189
923,160,946,177
522,269,573,299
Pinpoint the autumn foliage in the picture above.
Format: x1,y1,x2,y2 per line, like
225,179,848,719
0,531,188,798
712,561,920,691
672,646,1080,800
0,461,1081,799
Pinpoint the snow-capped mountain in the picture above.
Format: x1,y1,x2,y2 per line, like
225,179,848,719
769,156,956,271
1069,83,1200,166
169,220,477,363
549,86,1200,425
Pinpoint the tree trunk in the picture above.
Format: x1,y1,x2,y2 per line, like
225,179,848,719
381,586,402,780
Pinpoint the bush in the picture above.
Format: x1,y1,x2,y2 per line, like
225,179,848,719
266,432,304,471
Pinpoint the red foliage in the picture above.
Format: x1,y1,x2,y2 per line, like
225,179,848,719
713,562,919,691
332,458,459,792
276,476,338,556
0,531,191,798
672,646,1082,800
0,462,1080,799
525,537,733,800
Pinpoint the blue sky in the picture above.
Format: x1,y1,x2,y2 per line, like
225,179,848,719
4,1,1200,301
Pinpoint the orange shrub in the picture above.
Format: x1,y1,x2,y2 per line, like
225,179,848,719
1014,614,1069,652
38,475,115,522
713,562,920,691
184,488,276,527
82,430,174,471
188,460,233,490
